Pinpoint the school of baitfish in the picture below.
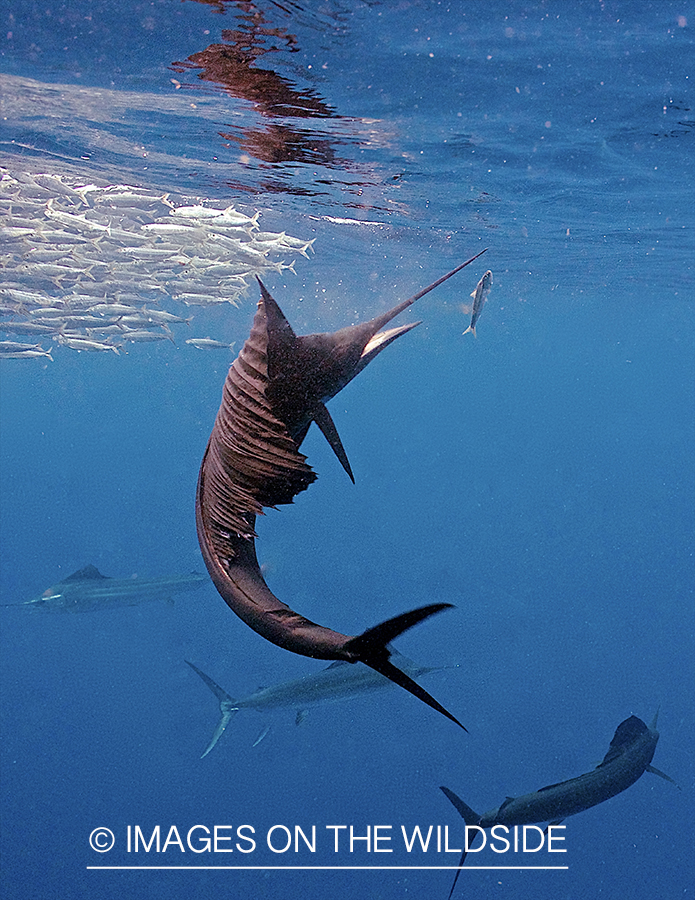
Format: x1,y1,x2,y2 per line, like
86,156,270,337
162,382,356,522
0,167,314,359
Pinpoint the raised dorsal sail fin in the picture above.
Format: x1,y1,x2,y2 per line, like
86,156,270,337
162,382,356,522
61,565,109,583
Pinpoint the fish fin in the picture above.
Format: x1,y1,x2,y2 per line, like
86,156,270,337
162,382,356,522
312,403,354,483
543,819,564,835
61,564,109,582
295,709,308,726
646,765,681,790
366,655,467,730
439,786,481,826
344,602,453,653
343,604,467,730
440,787,480,900
462,325,476,337
497,796,516,814
256,276,298,342
599,715,649,766
186,660,240,757
447,850,467,900
252,725,271,747
200,705,237,758
185,659,236,704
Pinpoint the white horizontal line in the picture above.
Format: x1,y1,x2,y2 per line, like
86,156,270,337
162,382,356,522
87,865,569,871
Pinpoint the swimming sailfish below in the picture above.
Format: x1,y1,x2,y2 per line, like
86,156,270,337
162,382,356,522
196,250,488,730
186,651,448,756
440,712,677,898
2,565,208,613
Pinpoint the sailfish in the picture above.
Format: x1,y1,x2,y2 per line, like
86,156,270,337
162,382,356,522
440,712,678,899
196,250,488,730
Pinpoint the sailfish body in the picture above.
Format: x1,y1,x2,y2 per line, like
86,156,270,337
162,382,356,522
439,713,677,899
442,714,667,829
196,252,487,728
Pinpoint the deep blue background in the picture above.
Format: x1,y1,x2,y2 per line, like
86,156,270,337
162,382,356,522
1,2,693,898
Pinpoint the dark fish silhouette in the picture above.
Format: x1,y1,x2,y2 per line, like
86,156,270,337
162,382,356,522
440,712,677,898
196,250,487,730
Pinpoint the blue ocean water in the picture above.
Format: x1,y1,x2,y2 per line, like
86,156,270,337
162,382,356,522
1,2,693,898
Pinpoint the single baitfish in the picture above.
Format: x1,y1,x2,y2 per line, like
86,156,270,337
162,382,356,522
186,338,236,350
462,270,492,337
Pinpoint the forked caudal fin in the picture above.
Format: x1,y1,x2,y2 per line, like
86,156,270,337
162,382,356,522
439,785,481,826
439,786,482,899
186,660,239,758
344,603,467,731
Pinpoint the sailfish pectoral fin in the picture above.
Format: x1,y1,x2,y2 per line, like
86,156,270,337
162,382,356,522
646,765,681,789
312,403,354,482
252,724,272,747
342,603,467,731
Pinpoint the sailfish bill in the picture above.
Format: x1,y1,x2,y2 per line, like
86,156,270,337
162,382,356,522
196,251,487,729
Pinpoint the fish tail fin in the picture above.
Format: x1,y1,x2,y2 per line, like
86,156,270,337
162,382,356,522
342,604,467,731
462,325,476,338
200,707,238,758
446,852,467,900
440,786,481,827
186,659,235,704
440,787,480,900
186,660,239,758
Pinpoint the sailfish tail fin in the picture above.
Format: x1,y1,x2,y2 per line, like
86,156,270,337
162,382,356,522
440,786,483,900
342,603,468,731
440,786,481,826
186,660,240,758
